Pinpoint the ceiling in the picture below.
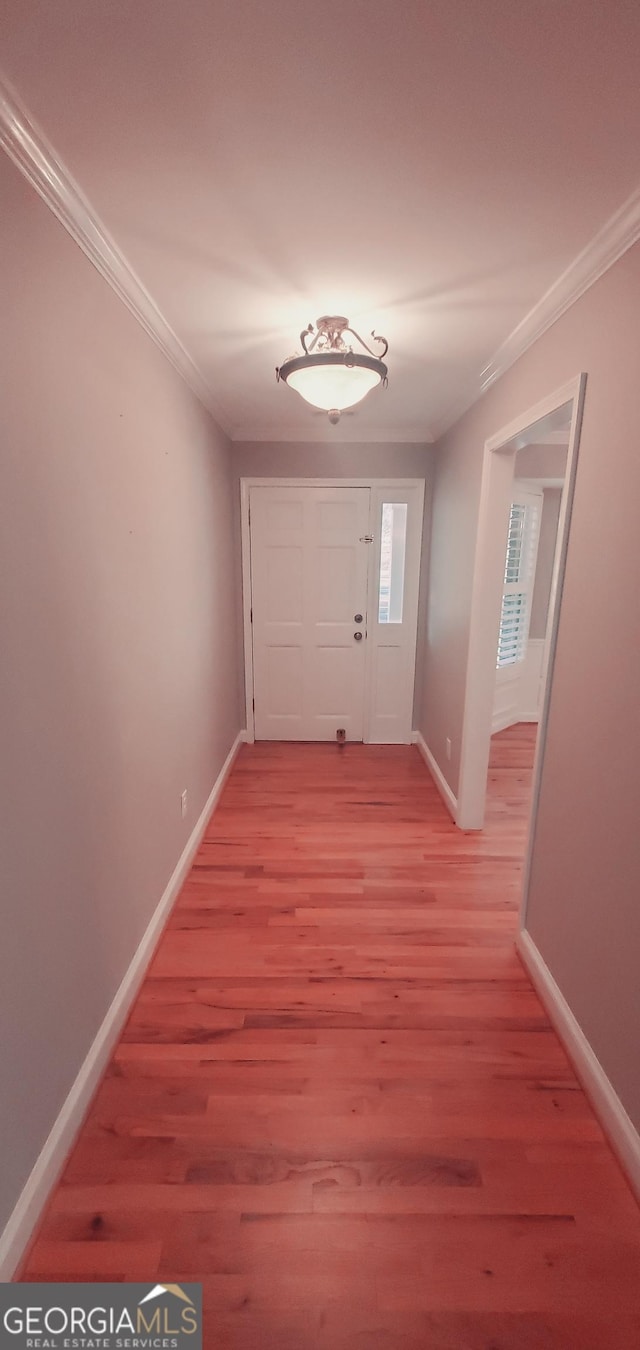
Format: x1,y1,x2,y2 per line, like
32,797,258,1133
3,0,640,443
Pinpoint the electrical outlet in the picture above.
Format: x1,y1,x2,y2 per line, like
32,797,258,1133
181,789,188,819
445,737,452,761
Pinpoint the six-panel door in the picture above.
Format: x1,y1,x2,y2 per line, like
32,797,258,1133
250,485,371,740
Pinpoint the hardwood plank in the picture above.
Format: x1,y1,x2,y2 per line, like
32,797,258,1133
19,728,640,1349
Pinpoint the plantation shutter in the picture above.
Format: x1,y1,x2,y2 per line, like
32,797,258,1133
497,489,542,668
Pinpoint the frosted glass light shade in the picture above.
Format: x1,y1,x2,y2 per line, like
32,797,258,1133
277,319,388,419
286,361,382,411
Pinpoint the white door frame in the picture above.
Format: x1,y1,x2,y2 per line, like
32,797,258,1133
456,373,586,836
240,477,425,743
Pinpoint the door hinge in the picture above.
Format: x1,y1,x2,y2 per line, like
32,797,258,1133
252,698,255,711
250,607,253,623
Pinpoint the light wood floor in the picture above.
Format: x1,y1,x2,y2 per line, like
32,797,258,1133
20,725,640,1347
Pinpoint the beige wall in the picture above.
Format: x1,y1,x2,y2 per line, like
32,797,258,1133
529,487,562,639
231,441,435,728
417,241,640,1131
514,444,567,639
0,157,241,1238
515,443,568,479
232,440,434,481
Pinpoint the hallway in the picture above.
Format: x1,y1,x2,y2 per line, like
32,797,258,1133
20,729,640,1347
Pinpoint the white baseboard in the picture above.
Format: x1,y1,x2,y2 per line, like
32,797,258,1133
492,712,540,731
493,640,544,733
0,731,244,1280
518,928,640,1201
412,731,458,823
492,712,517,734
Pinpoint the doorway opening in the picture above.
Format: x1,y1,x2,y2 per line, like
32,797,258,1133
456,375,586,914
487,434,568,840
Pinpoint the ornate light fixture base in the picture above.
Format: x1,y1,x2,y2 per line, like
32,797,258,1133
276,316,388,420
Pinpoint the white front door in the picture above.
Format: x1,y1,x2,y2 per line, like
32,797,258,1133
250,485,371,740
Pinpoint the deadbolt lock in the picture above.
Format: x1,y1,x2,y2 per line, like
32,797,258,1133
354,613,363,623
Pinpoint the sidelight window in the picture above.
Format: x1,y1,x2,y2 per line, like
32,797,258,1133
378,503,408,624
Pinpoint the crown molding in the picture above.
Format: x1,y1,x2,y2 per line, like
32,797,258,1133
428,184,640,444
7,74,637,451
479,184,640,394
0,76,230,431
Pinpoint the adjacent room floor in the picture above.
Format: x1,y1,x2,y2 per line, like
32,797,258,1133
20,726,640,1348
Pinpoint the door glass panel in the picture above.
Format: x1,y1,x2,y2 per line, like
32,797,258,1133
378,503,408,623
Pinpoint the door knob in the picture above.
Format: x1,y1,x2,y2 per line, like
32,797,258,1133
354,631,363,641
354,613,363,623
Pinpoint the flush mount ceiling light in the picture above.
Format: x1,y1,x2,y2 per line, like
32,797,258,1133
276,316,388,424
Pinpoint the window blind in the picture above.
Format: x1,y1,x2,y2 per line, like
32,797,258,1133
497,498,540,668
